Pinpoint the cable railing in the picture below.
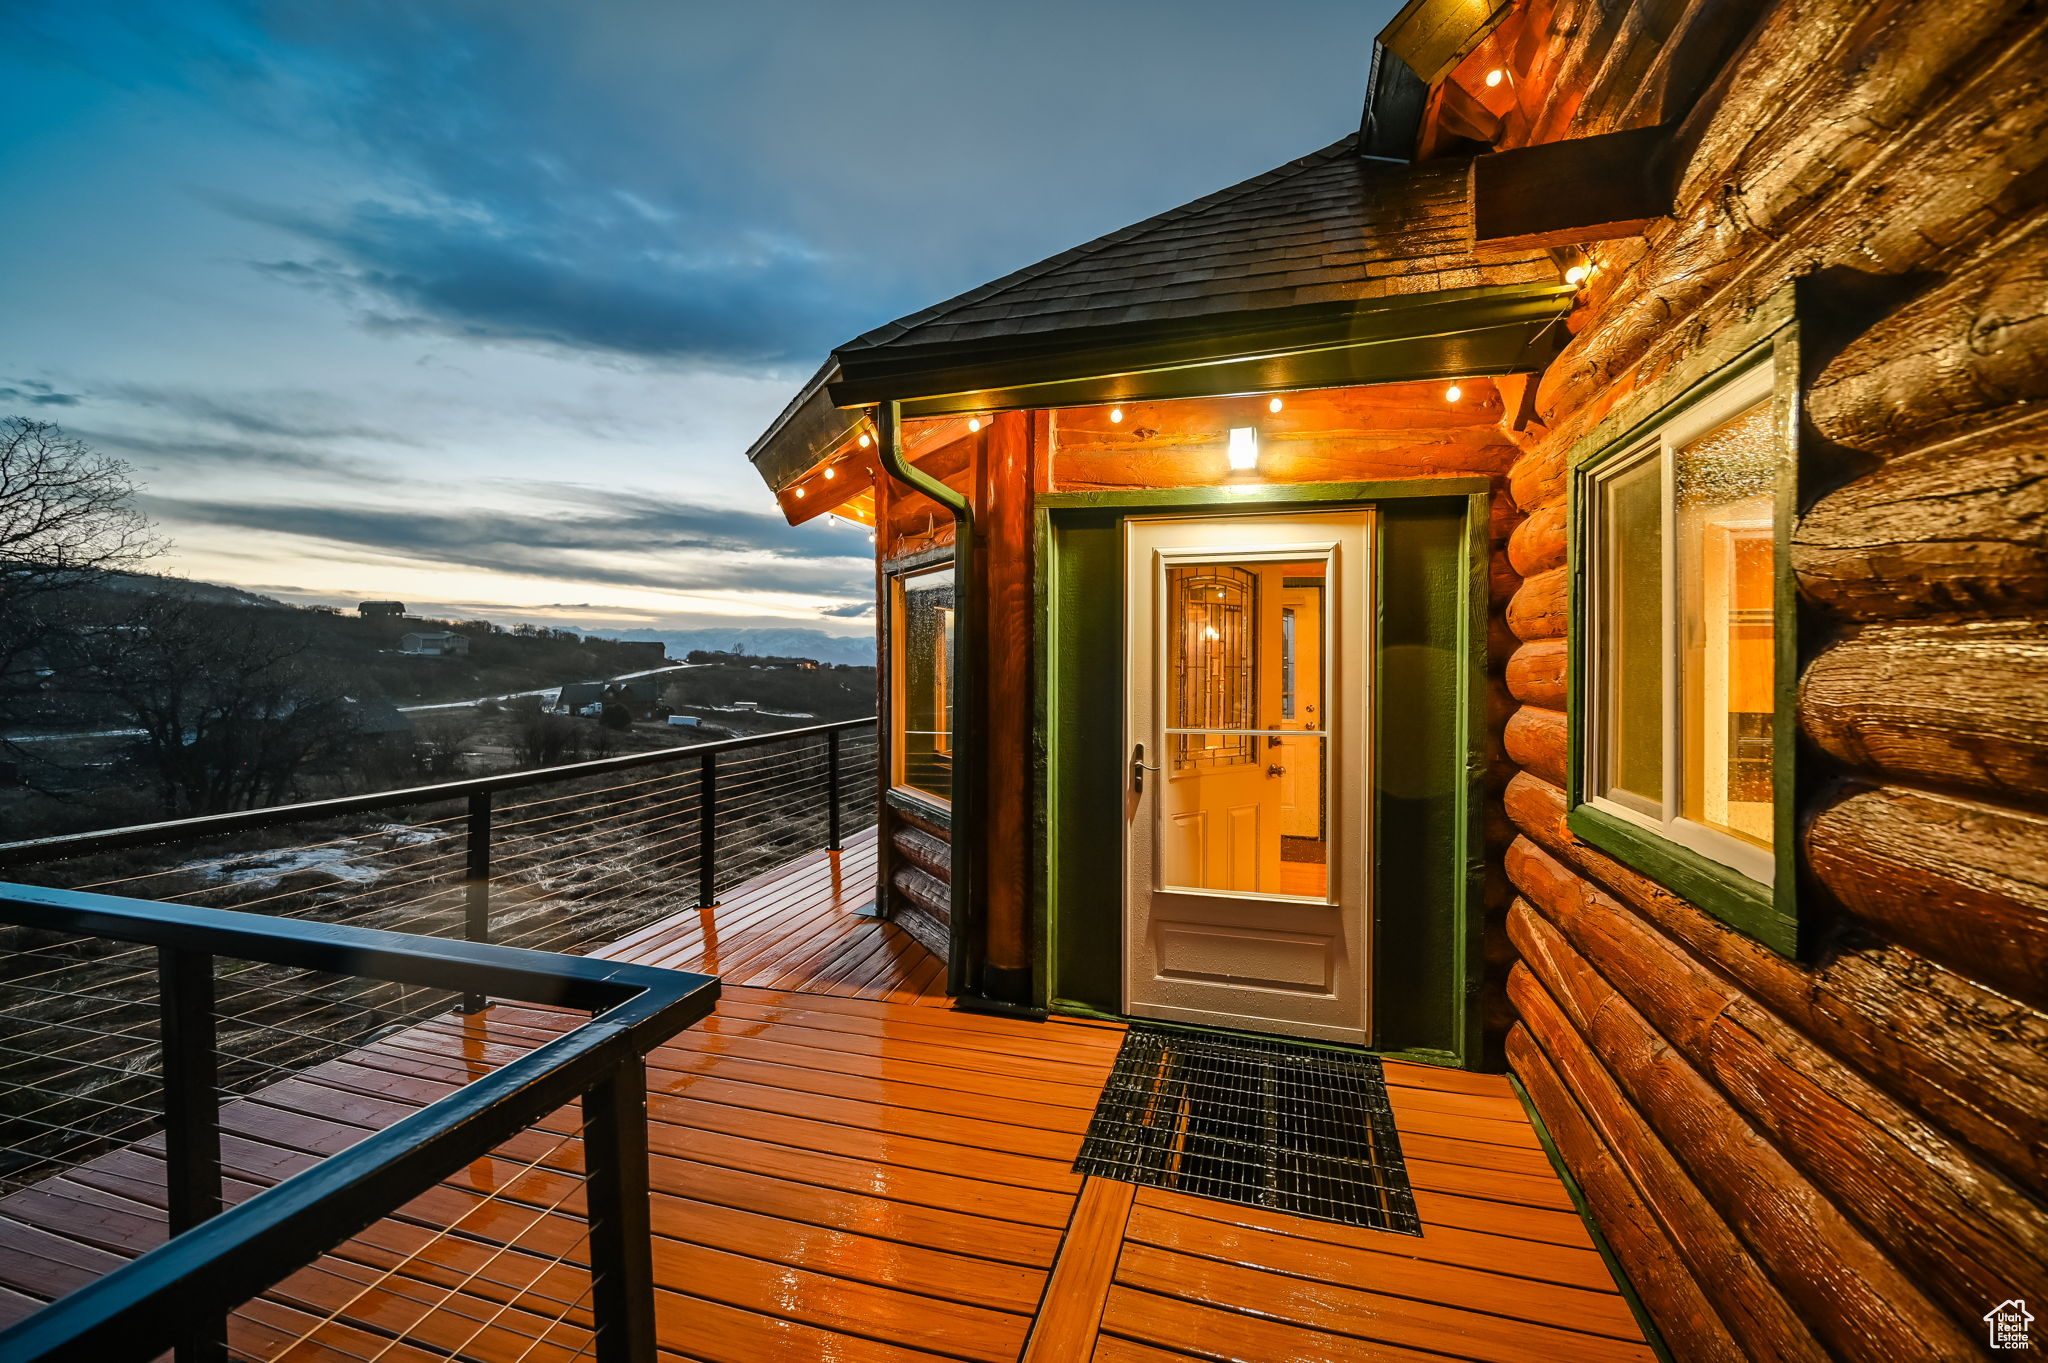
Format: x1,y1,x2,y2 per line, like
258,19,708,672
0,880,717,1363
0,719,876,1194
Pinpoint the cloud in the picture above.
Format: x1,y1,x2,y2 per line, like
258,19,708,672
105,383,416,445
0,379,82,407
86,429,383,478
820,601,876,619
144,486,874,600
233,196,863,368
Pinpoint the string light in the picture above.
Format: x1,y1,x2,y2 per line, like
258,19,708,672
967,417,982,432
1485,68,1506,87
1445,383,1463,403
1268,396,1284,413
857,432,871,448
1565,264,1589,285
794,486,807,499
1109,407,1124,424
823,466,837,480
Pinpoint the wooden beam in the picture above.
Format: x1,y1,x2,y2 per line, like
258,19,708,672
1471,125,1674,252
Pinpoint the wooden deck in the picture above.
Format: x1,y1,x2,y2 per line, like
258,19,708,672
0,834,1652,1362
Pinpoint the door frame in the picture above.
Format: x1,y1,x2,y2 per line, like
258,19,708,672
1034,479,1494,1069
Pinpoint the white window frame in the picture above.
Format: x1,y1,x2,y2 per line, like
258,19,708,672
1582,360,1778,888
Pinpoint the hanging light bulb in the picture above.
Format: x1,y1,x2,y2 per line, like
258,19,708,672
857,432,872,449
1268,396,1284,413
794,486,807,499
823,466,837,480
967,416,982,432
1485,68,1506,87
1565,264,1589,285
1109,407,1124,424
1445,384,1463,403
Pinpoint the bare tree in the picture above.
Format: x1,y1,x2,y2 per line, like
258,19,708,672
85,596,358,815
0,418,160,727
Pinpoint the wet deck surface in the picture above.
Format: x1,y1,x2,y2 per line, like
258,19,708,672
0,837,1651,1361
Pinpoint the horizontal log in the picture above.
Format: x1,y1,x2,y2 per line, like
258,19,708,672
1510,841,2048,1327
891,865,950,923
892,825,950,883
1507,901,1977,1358
1806,784,2048,1012
1503,770,2048,1193
1506,1026,1754,1363
1504,706,1569,787
1507,501,1568,577
1792,406,2048,619
1509,997,1821,1363
1538,11,2048,437
1800,620,2048,800
1506,566,1569,641
1808,219,2048,455
1509,447,1565,514
1507,639,1569,707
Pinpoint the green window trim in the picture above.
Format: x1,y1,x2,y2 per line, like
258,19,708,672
1565,298,1805,958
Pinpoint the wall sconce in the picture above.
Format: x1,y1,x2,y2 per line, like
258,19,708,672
1227,427,1259,471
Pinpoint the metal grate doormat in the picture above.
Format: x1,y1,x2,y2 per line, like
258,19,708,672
1073,1025,1422,1234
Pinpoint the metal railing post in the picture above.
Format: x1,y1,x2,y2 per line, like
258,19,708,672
158,946,225,1363
825,729,843,851
460,790,492,1014
583,1056,657,1363
696,750,717,908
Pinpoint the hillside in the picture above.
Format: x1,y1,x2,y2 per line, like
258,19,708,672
580,626,873,668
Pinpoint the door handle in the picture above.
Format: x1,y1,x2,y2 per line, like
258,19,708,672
1131,742,1160,793
1267,764,1286,778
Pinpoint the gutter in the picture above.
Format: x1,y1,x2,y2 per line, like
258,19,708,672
876,400,981,1000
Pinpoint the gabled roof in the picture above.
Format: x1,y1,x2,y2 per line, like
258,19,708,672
824,137,1562,413
839,135,1520,359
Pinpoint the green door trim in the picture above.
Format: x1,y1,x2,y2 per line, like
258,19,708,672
1033,478,1492,1069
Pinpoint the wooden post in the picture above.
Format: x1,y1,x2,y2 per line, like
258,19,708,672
979,411,1035,1003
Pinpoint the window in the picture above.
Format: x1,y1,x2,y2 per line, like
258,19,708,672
891,564,954,803
1574,354,1794,948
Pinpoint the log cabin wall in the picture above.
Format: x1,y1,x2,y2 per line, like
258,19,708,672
1457,0,2048,1355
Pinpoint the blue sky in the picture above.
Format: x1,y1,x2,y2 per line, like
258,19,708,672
0,0,1388,635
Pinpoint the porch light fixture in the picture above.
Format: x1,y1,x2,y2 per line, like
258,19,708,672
1227,426,1259,470
1268,396,1284,413
1110,407,1124,423
1445,384,1463,403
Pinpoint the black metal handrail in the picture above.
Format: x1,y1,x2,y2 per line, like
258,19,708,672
0,881,718,1363
0,717,876,869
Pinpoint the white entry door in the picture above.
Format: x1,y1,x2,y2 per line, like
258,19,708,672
1123,510,1372,1043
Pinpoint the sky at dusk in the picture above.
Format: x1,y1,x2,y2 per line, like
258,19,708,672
0,1,1388,636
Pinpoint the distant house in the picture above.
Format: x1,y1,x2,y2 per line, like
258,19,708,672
399,631,469,656
558,679,659,715
612,641,668,665
730,700,759,711
358,601,407,618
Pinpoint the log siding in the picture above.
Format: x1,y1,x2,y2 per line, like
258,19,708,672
1473,0,2048,1353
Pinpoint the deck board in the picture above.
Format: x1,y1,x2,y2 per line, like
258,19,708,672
0,835,1651,1362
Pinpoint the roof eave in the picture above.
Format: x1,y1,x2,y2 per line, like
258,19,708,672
824,282,1575,417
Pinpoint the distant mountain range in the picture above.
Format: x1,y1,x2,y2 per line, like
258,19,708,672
98,572,286,609
580,627,875,667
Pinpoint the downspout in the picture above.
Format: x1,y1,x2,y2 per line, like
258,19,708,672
876,400,980,1000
